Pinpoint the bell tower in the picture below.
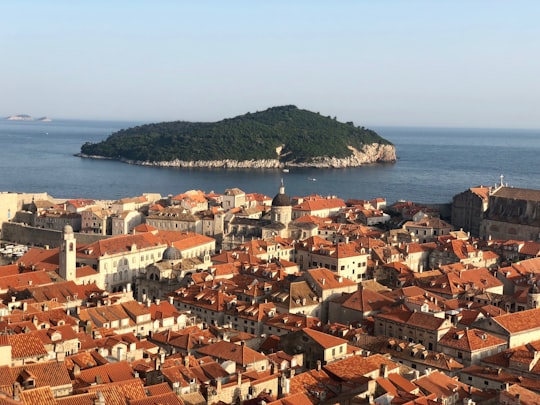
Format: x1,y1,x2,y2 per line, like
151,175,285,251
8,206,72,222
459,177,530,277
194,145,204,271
271,179,292,225
59,225,76,281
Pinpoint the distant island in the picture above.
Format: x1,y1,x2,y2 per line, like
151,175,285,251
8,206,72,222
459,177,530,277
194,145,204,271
5,114,52,122
78,105,396,168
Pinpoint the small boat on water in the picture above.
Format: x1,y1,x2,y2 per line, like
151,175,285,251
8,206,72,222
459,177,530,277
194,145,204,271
282,168,289,173
308,177,317,181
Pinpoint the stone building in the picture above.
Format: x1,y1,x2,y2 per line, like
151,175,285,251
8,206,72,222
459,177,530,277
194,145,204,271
451,186,491,237
481,186,540,242
262,180,292,239
279,328,349,369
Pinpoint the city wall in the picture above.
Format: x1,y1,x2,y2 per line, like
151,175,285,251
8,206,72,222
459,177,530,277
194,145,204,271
1,222,107,248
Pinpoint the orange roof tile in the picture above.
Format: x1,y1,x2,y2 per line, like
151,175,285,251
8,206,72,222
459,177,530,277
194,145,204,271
323,353,398,380
302,327,348,349
438,327,506,352
195,341,267,366
494,307,540,334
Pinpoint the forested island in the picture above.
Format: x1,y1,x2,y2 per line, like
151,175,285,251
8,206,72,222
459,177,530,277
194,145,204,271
5,115,51,122
79,105,396,168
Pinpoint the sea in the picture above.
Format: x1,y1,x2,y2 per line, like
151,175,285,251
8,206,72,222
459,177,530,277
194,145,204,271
0,119,539,204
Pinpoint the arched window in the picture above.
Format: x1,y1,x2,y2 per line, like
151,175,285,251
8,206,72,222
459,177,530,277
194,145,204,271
69,242,74,252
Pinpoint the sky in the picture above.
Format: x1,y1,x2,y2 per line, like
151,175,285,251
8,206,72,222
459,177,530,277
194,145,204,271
2,1,540,128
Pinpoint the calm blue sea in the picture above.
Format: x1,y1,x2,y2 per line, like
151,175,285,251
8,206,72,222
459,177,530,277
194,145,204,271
0,119,538,203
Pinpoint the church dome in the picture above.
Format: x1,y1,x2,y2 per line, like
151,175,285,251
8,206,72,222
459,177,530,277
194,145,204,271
163,246,182,261
63,225,74,234
272,192,291,207
272,180,291,207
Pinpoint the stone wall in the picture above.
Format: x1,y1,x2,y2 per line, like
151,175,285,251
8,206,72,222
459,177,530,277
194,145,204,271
481,219,540,242
1,222,107,248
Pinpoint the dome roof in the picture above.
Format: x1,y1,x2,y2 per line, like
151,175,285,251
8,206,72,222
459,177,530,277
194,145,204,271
63,225,74,234
163,246,182,261
272,180,291,207
272,192,291,207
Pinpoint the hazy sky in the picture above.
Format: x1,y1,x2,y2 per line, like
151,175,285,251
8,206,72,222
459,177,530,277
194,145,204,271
2,1,539,128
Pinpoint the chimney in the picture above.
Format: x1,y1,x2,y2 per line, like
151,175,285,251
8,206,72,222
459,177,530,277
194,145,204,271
12,383,21,401
316,360,321,371
380,363,388,378
237,371,242,386
216,377,222,393
94,391,106,405
155,298,160,306
168,296,174,305
73,363,81,377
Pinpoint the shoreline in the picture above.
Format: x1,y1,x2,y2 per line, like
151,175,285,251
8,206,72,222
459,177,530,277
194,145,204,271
75,143,397,169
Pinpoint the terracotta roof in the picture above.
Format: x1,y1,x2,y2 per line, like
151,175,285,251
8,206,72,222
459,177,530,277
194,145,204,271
133,223,158,233
65,350,108,372
302,327,348,349
492,187,540,202
501,384,540,405
307,268,357,290
520,241,540,257
482,339,540,374
19,386,56,405
75,361,134,385
323,353,398,380
288,369,338,403
87,377,146,401
195,341,267,366
130,392,183,405
17,247,59,271
461,365,540,392
413,370,474,400
8,361,71,389
0,271,55,292
469,186,491,202
293,197,346,212
79,232,163,258
145,382,175,396
8,333,48,359
76,266,99,278
494,307,540,334
267,392,314,405
376,309,452,331
438,327,507,352
56,388,126,405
